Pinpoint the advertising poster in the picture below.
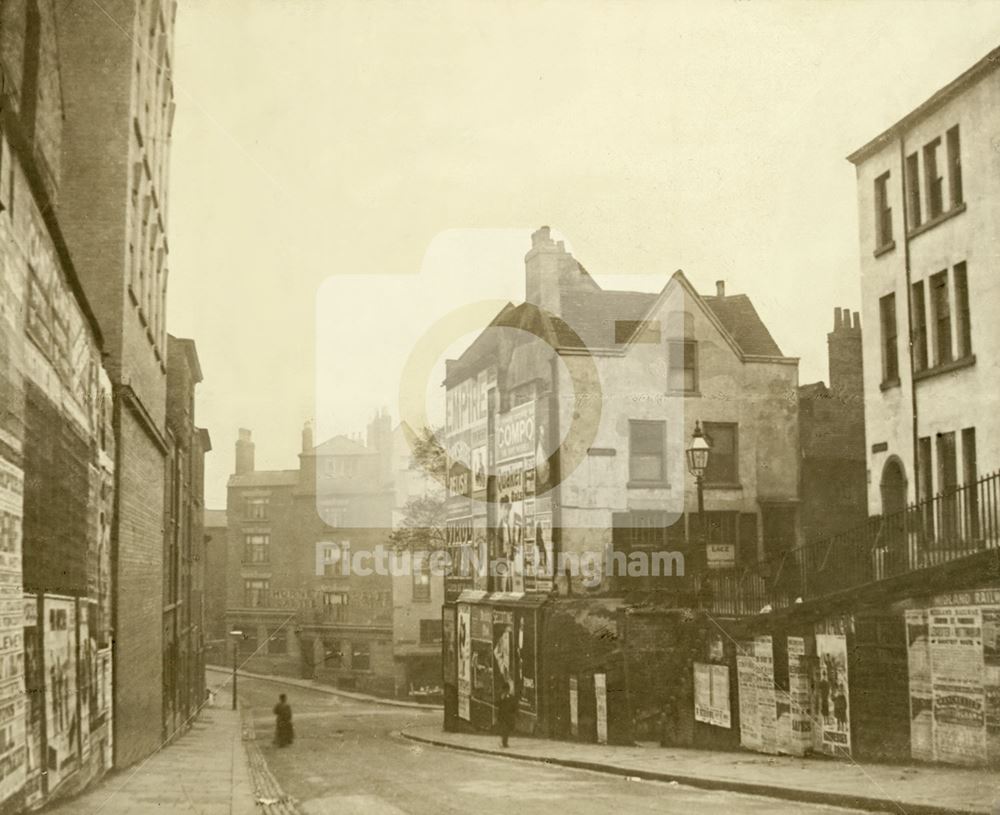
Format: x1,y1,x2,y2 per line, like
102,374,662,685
929,606,986,766
78,606,91,764
23,596,42,808
569,676,579,737
737,649,760,750
470,606,494,708
595,673,608,744
457,605,471,720
983,607,1000,763
0,460,25,802
533,504,554,593
694,663,731,728
496,462,524,593
815,633,851,757
905,609,934,762
786,637,813,755
98,648,112,768
496,403,534,593
492,610,514,695
515,611,537,715
442,607,457,686
44,596,79,790
754,636,778,754
445,516,473,601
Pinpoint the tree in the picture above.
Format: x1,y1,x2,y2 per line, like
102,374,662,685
389,425,447,554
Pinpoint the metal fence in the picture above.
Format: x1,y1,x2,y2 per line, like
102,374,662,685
704,471,1000,616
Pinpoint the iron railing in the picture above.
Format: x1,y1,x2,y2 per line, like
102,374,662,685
704,471,1000,616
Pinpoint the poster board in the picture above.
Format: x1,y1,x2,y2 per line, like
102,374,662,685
815,633,851,757
786,637,813,756
929,605,986,766
569,676,579,737
457,605,471,720
694,662,731,728
905,609,934,762
595,673,608,744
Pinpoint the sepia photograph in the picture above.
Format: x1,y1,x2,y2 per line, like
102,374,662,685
0,0,998,812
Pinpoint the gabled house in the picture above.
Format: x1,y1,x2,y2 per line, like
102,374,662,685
440,226,801,742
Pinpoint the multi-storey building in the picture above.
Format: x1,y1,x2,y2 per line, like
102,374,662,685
224,418,398,696
56,0,178,766
838,44,1000,768
439,227,802,743
0,2,116,808
164,336,209,740
849,46,999,515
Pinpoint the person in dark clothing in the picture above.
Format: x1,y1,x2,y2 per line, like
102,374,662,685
497,683,517,748
273,694,294,747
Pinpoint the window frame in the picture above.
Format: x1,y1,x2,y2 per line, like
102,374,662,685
946,125,963,208
929,270,952,366
702,422,739,487
923,137,943,220
953,262,972,359
243,532,270,564
879,293,899,386
666,339,698,394
873,171,893,250
911,280,928,372
628,419,667,486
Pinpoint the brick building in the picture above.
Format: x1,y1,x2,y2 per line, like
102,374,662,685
224,418,398,696
0,1,116,808
56,0,179,767
163,336,209,739
202,508,228,663
798,308,867,544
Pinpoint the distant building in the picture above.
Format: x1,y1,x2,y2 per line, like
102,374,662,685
163,336,210,740
390,423,446,698
203,509,228,661
798,309,867,543
57,0,179,767
224,417,397,696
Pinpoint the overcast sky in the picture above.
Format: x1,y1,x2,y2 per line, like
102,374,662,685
165,1,1000,508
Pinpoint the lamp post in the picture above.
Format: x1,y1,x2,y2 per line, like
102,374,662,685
229,629,244,710
686,422,711,574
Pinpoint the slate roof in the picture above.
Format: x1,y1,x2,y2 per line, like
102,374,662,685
445,266,788,385
701,293,784,357
310,435,375,457
227,469,300,488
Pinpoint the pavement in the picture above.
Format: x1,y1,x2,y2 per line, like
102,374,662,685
207,663,444,711
400,724,1000,815
43,706,259,815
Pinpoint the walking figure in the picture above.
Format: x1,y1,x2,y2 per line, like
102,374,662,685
497,682,517,748
273,693,294,747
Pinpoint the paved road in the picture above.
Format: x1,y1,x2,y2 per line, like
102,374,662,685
227,672,864,815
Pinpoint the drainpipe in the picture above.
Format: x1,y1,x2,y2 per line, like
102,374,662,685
899,136,920,503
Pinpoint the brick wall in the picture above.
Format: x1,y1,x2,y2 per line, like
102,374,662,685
113,409,165,766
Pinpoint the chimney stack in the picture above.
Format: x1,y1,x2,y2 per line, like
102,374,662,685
235,428,255,475
302,420,314,454
716,280,726,298
524,225,579,316
828,308,863,394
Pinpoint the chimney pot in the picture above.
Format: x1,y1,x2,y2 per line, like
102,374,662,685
853,311,861,330
834,307,843,329
716,280,725,298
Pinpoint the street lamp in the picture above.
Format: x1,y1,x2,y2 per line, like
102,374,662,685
229,629,244,710
686,422,711,574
